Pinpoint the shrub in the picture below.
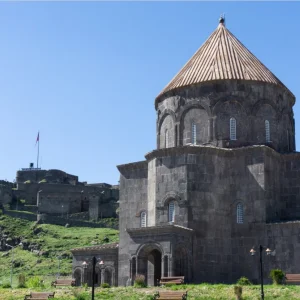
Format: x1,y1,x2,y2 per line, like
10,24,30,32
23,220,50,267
18,274,26,288
100,283,110,288
1,282,11,288
26,276,45,288
72,289,88,300
134,274,146,288
24,180,31,184
234,286,243,300
270,269,285,285
237,276,252,285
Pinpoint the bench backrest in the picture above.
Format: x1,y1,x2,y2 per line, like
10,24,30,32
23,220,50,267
160,277,184,285
160,277,184,280
55,279,75,284
157,291,187,299
30,292,54,299
286,274,300,279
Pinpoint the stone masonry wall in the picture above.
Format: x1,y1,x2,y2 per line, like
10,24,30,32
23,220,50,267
144,145,300,283
117,161,148,286
156,80,295,153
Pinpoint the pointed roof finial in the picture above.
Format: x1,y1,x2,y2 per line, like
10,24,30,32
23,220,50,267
219,14,225,26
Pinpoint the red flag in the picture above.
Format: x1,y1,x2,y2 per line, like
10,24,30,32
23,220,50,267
36,132,39,145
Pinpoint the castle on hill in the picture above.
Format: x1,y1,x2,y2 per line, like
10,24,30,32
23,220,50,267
0,167,119,222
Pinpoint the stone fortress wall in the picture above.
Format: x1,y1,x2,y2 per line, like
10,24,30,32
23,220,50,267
0,169,119,222
0,180,13,206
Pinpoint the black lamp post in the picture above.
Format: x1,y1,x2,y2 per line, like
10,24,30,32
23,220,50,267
250,245,274,300
82,256,104,300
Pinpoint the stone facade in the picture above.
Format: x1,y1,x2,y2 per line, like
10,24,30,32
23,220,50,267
72,20,300,286
71,243,118,287
116,145,300,285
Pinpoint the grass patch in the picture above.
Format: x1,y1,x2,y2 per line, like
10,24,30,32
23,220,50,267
0,214,118,285
0,285,300,300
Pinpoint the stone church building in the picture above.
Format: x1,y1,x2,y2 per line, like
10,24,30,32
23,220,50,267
72,18,300,286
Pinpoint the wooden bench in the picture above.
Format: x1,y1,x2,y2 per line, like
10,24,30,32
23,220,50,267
51,278,75,287
160,276,185,285
285,274,300,285
155,291,188,300
24,292,55,299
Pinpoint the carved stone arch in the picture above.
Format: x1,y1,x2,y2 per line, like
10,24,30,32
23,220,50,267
251,100,279,145
136,208,147,217
136,242,164,258
94,265,102,286
179,104,210,146
73,267,83,286
158,110,176,149
229,198,245,209
213,98,249,142
174,243,192,282
278,112,295,152
157,110,176,132
212,97,248,116
136,242,163,286
227,199,245,218
162,192,182,206
103,265,115,286
177,102,211,123
174,242,192,258
251,99,279,119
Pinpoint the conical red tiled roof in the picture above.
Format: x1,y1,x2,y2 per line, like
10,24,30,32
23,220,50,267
156,19,292,101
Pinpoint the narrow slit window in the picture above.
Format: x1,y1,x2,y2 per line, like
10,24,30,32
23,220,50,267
237,203,244,224
192,122,197,145
265,120,270,142
168,201,175,222
140,211,147,227
165,130,169,148
230,118,236,140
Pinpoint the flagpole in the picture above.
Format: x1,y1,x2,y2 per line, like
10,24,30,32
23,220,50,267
37,132,40,169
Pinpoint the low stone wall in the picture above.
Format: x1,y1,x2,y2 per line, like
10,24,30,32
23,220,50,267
3,210,118,229
4,210,37,221
38,214,118,229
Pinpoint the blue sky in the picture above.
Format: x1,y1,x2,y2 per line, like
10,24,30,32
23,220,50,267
0,2,299,184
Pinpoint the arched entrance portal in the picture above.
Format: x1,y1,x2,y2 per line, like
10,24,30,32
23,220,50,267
137,244,162,286
74,268,82,286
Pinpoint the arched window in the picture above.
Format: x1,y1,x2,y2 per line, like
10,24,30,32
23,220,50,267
230,118,236,140
168,201,175,222
237,203,244,224
165,129,169,148
140,211,147,227
265,120,270,142
191,122,197,145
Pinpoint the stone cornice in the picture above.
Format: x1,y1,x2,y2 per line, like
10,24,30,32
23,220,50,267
144,144,285,161
71,242,119,253
126,224,193,236
117,160,148,173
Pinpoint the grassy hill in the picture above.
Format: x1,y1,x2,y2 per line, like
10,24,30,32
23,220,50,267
0,213,119,286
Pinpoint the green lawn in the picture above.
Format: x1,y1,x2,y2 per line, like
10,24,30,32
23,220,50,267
0,285,300,300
